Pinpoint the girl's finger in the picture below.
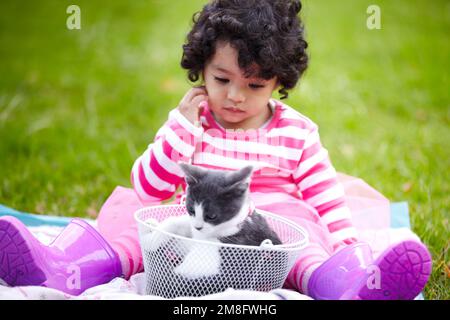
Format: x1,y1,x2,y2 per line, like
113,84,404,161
180,89,194,105
188,86,207,99
191,95,208,107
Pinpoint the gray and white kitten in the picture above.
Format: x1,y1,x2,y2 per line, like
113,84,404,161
180,163,281,246
146,163,281,279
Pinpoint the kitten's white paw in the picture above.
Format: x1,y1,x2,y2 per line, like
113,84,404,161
174,245,221,279
260,239,274,247
143,231,169,251
142,216,187,251
175,258,220,279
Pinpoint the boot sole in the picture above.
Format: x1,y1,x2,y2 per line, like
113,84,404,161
0,216,47,286
356,240,432,300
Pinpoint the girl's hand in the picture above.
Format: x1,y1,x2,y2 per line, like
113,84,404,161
177,86,208,127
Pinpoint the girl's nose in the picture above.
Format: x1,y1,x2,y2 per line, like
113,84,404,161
227,86,245,104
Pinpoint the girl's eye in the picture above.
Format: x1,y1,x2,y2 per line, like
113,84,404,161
214,77,229,84
249,83,265,89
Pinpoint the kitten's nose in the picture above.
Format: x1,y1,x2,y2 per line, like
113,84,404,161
194,226,203,231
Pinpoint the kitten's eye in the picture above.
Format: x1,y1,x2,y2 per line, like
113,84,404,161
205,213,217,221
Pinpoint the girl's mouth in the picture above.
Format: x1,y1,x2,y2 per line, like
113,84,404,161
223,106,245,114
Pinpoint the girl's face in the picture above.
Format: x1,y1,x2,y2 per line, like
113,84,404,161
203,41,279,130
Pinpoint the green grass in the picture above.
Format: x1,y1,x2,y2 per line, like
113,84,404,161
0,0,448,299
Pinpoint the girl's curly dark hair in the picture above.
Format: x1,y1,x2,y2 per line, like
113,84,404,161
181,0,308,99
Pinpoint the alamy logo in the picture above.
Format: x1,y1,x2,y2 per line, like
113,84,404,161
66,265,81,290
66,5,81,30
366,5,381,30
366,264,381,289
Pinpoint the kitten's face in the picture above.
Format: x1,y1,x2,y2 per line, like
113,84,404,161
179,164,253,239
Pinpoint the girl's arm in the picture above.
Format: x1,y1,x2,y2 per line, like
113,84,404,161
130,108,204,204
293,124,358,248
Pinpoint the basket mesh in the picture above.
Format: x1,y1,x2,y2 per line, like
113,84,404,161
135,205,308,298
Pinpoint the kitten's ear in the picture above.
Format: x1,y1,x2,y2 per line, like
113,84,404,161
222,180,250,198
227,166,254,186
222,166,253,197
179,163,207,185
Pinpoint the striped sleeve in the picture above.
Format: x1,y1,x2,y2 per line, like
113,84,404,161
130,108,204,204
293,124,358,245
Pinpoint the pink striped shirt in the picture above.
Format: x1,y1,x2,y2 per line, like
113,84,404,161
131,100,357,244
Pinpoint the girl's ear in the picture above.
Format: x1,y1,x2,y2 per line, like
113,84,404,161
179,163,207,185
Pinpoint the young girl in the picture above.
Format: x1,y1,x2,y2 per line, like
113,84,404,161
0,0,431,299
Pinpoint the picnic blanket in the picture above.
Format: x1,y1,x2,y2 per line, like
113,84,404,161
0,201,422,300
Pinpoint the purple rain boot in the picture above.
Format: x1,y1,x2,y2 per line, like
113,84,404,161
0,216,122,295
307,241,432,300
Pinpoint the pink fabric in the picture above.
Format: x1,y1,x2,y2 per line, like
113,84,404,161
97,186,143,245
109,225,143,279
97,186,151,279
336,173,390,230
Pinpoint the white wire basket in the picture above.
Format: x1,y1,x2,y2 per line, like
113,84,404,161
135,204,309,298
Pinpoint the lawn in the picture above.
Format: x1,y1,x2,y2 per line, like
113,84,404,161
0,0,448,299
